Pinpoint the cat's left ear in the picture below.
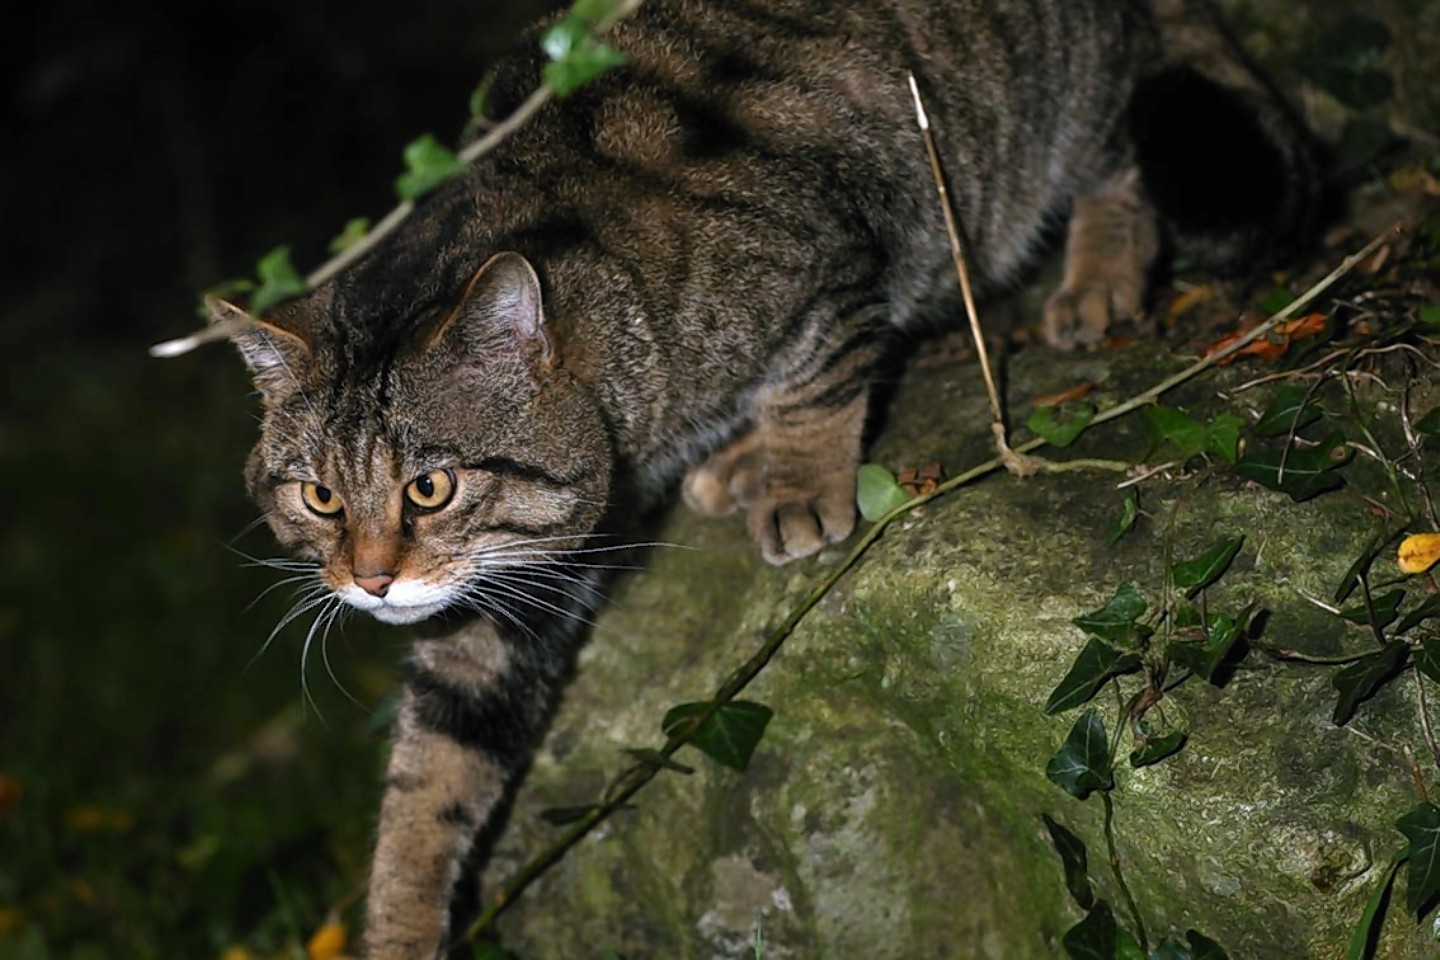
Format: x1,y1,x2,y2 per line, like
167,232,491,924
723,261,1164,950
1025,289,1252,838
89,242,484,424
432,252,553,365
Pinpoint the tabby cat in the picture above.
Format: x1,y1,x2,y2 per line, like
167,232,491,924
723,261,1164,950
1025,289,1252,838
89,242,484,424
223,0,1314,954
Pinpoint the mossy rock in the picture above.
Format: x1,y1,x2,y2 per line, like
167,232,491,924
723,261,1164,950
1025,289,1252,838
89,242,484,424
482,342,1440,959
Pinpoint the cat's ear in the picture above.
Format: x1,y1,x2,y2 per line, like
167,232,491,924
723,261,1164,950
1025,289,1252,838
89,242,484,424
210,298,316,404
432,252,552,364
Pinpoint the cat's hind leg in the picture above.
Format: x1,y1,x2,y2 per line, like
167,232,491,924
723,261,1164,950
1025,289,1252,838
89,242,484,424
1042,167,1161,349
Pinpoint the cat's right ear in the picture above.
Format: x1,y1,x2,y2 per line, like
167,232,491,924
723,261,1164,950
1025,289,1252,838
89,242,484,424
429,252,553,366
210,298,315,405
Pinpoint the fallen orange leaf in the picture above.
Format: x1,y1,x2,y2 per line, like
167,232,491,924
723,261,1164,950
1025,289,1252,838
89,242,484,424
1031,382,1096,408
307,919,348,960
1166,283,1215,323
1398,533,1440,575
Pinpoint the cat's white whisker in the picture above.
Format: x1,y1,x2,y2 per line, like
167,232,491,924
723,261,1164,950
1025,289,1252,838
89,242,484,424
468,574,600,628
320,601,366,711
245,573,325,612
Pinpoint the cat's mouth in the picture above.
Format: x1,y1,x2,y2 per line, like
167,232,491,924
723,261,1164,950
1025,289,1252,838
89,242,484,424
338,580,451,625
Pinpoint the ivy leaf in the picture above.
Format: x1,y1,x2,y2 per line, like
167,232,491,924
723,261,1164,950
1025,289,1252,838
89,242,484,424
621,748,694,774
1042,814,1095,910
539,804,599,825
1117,932,1146,960
1420,305,1440,329
543,42,627,97
1146,405,1208,460
1331,643,1409,726
1150,939,1191,960
1184,930,1230,960
250,245,309,316
1253,383,1323,438
1107,490,1140,546
1169,609,1249,684
1338,589,1405,630
1346,852,1406,960
1236,432,1351,502
1171,536,1244,596
473,943,520,960
1205,413,1245,465
1028,403,1096,448
1396,803,1440,917
1062,900,1118,960
1333,535,1387,605
1045,637,1142,714
327,217,371,254
1258,285,1297,317
1073,583,1148,645
856,463,913,521
1130,730,1188,768
395,134,465,202
661,700,773,771
1416,638,1440,685
1046,709,1113,800
1415,407,1440,436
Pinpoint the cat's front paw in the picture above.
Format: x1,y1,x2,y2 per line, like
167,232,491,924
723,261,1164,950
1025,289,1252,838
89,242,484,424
745,476,856,566
1042,283,1127,350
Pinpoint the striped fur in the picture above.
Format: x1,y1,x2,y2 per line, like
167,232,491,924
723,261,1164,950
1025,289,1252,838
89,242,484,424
222,1,1314,954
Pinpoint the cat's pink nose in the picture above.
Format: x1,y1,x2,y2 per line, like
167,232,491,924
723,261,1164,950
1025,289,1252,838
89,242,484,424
354,573,394,598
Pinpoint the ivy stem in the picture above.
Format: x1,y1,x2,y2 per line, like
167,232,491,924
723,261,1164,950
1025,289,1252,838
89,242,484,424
1101,791,1149,954
1413,667,1440,777
464,225,1398,940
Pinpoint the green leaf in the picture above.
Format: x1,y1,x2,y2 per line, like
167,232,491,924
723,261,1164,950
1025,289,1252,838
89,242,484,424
1107,490,1140,546
1130,730,1188,768
856,463,912,521
367,687,403,736
1333,535,1387,605
542,40,627,97
1045,637,1142,714
1168,609,1249,684
1117,932,1146,960
395,134,465,202
1418,304,1440,328
1046,709,1113,800
1172,536,1244,596
250,245,309,316
1146,405,1208,460
1253,384,1323,438
1396,596,1440,637
1205,413,1245,465
327,217,371,254
1236,432,1351,502
1028,403,1096,448
1258,285,1296,316
1415,406,1440,436
662,700,774,771
1397,802,1440,916
621,748,694,774
539,804,599,825
1150,939,1191,960
469,74,494,120
1339,589,1405,630
1184,930,1229,960
1331,643,1409,726
1347,852,1406,960
472,943,518,960
1416,638,1440,685
1073,583,1148,645
1042,813,1095,910
1063,901,1118,960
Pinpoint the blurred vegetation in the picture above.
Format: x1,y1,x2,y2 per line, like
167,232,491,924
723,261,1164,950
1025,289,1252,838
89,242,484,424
1,0,1436,957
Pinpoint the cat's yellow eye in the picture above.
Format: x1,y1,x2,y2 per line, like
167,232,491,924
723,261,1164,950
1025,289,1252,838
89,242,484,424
301,481,344,517
405,469,456,511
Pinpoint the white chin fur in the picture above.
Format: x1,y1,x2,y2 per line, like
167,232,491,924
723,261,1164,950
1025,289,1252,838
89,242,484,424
339,582,450,625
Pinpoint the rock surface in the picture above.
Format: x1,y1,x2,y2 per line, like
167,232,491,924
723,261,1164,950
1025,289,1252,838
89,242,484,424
482,339,1440,959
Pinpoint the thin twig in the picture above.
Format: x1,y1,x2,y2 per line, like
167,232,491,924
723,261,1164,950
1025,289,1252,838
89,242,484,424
1102,791,1149,953
907,74,1044,477
1413,668,1440,776
150,0,645,360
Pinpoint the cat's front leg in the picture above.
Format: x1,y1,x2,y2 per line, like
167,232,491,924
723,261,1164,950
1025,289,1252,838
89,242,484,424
365,631,544,959
685,313,885,565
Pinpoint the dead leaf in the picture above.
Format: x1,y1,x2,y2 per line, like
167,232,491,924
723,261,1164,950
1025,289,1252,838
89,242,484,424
1398,533,1440,575
1031,382,1096,408
307,918,349,960
1166,283,1216,323
896,462,944,497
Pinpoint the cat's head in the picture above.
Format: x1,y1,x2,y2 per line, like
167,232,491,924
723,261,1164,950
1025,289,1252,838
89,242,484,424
227,252,613,625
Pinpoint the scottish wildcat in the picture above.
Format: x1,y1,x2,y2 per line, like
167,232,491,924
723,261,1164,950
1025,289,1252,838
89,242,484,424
223,0,1313,954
